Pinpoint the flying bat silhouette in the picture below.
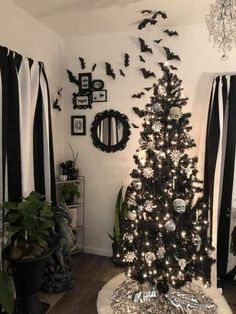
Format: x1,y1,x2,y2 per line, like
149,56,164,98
139,38,153,54
79,57,86,69
66,69,79,85
152,11,167,19
120,69,125,77
132,92,145,99
154,39,162,44
92,63,97,71
139,55,146,62
133,107,145,118
138,18,157,30
164,29,179,37
124,53,130,67
140,68,156,79
141,10,152,14
53,98,61,111
170,65,178,70
158,62,169,72
57,86,63,97
163,47,181,61
131,123,139,128
105,62,115,79
144,87,152,91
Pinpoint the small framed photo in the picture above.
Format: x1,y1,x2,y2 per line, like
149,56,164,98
71,115,86,135
92,90,107,102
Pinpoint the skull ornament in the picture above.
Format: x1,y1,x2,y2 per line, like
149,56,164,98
169,107,182,120
173,198,186,214
175,256,191,270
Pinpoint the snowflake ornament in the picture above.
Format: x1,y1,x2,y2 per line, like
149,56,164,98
144,200,155,212
146,141,155,150
152,121,162,132
143,167,154,178
124,251,137,263
156,246,165,259
170,150,182,163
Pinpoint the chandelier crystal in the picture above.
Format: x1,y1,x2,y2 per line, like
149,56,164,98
206,0,236,60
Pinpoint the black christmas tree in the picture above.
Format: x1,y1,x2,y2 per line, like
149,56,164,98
120,67,214,293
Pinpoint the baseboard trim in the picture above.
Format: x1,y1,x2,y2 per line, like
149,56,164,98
84,246,112,257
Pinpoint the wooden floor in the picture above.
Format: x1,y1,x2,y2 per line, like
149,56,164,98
46,253,236,314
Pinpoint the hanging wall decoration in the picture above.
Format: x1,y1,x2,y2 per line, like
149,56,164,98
66,70,107,109
90,110,131,153
71,115,86,135
52,87,63,111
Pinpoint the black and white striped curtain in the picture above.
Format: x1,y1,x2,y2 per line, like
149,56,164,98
0,46,56,240
204,75,236,281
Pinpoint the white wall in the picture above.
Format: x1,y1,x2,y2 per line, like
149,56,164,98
64,21,236,257
0,0,67,167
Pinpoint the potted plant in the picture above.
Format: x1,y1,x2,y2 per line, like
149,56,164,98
0,267,14,314
59,182,80,205
59,144,79,180
2,191,55,314
108,186,128,266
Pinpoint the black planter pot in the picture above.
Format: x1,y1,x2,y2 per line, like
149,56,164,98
5,249,53,314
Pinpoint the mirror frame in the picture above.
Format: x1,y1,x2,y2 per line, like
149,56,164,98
90,109,131,153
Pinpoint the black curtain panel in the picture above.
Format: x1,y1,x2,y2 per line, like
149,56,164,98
0,46,56,242
204,75,236,282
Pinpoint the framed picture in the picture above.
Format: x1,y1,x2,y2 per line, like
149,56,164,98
78,73,92,92
92,90,107,102
72,93,92,109
71,115,86,135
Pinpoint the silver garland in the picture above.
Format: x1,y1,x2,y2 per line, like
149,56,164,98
111,278,217,314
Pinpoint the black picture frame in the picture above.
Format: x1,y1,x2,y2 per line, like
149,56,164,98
71,115,86,135
92,90,107,102
90,110,131,153
78,73,92,92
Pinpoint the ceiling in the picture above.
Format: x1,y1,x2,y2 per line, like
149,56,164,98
12,0,212,37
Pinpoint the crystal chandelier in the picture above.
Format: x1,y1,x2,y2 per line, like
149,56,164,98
206,0,236,60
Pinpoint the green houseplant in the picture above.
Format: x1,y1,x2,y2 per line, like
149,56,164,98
108,186,128,266
3,191,54,259
2,191,55,314
59,182,80,205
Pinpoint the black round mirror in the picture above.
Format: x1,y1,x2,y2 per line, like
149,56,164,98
91,110,131,153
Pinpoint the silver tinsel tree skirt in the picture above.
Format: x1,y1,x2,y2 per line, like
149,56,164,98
97,273,232,314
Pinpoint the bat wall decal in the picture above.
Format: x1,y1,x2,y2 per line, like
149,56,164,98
158,62,169,72
120,69,125,77
105,62,115,79
141,10,152,14
79,57,86,69
53,98,61,111
144,87,152,91
138,18,157,30
163,29,179,37
132,92,145,99
163,47,181,61
66,69,80,85
57,86,63,97
124,53,130,67
154,39,162,44
131,123,139,128
92,63,97,71
139,55,146,62
152,11,167,19
133,107,145,118
170,65,178,70
139,38,153,54
140,68,156,79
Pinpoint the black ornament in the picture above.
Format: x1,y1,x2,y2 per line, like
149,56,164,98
156,282,169,294
133,107,145,118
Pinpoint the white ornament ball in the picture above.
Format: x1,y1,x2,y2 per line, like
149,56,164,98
127,210,137,221
126,233,134,243
165,219,176,232
145,251,156,263
152,102,162,113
